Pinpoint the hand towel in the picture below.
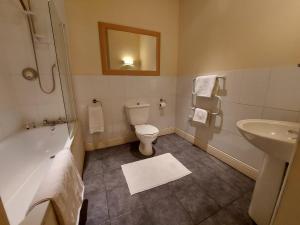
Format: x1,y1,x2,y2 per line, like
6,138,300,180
193,108,209,124
88,103,104,134
194,75,218,97
27,149,84,225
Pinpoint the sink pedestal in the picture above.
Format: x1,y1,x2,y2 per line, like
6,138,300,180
249,155,286,225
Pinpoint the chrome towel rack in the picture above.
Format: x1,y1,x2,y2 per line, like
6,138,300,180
191,76,225,116
192,76,225,95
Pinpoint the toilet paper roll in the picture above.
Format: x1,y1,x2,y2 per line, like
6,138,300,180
159,102,167,108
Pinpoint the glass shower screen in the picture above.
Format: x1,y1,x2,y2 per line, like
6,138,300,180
49,1,77,134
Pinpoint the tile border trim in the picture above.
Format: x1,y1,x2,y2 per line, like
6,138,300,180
85,127,176,151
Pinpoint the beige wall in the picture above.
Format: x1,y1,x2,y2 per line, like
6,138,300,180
178,0,300,75
65,0,179,76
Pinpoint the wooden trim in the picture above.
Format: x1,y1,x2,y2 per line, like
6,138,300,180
98,22,160,76
0,198,9,225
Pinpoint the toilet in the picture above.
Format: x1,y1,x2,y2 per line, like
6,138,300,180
125,103,159,156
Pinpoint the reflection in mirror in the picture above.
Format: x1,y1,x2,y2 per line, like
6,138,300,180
99,22,160,76
107,30,157,71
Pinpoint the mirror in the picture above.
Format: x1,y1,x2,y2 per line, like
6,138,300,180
98,22,160,76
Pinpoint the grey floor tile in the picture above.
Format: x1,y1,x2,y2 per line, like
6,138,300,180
110,207,153,225
107,185,143,218
82,134,254,225
86,217,110,225
83,160,104,181
216,167,255,193
173,183,220,224
103,168,127,190
191,162,219,185
101,150,138,172
168,174,198,193
199,208,244,225
144,196,193,225
199,176,241,207
85,190,109,223
173,151,202,172
226,192,256,225
84,173,106,194
154,136,182,155
138,184,172,205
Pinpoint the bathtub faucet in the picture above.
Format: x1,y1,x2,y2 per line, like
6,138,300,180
42,117,67,126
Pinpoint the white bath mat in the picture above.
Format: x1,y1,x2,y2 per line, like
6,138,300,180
121,153,192,195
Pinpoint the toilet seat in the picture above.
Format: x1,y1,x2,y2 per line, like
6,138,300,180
135,124,159,136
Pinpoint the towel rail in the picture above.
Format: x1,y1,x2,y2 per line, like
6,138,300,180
192,76,225,95
191,95,222,116
191,76,225,116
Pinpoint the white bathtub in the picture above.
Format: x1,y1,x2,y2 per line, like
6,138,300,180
0,124,70,225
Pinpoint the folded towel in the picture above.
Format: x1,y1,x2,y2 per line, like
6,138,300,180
194,75,217,97
88,103,104,134
28,149,84,225
193,108,209,124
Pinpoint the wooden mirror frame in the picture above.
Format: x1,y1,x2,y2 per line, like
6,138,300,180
98,22,161,76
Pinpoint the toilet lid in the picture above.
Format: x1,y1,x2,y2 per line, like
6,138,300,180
135,124,159,135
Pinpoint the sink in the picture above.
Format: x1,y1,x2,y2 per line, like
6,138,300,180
237,119,299,225
237,119,299,162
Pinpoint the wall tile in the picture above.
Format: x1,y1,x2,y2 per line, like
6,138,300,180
220,70,242,103
239,68,270,106
221,102,263,136
208,129,264,170
265,66,300,111
262,107,300,122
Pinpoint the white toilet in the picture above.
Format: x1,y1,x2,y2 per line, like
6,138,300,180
125,103,159,156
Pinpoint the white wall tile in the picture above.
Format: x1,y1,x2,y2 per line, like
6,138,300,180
262,107,300,122
221,102,263,135
221,70,243,103
208,129,264,169
239,68,270,106
265,66,300,111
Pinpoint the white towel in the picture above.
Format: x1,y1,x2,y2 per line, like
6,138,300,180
194,75,217,97
193,108,209,124
28,149,84,225
88,103,104,134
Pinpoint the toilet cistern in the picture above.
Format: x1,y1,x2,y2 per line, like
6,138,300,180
125,102,159,156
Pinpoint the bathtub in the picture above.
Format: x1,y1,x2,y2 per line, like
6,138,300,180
0,124,70,225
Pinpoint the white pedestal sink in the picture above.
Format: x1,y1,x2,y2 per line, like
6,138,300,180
237,119,300,225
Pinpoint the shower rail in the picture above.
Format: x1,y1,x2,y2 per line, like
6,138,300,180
18,0,56,94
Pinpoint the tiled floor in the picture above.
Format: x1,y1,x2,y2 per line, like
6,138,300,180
82,134,257,225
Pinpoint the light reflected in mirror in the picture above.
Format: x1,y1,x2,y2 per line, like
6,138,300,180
99,22,160,76
107,30,157,71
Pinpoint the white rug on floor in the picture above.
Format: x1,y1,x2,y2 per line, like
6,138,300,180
121,153,192,195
